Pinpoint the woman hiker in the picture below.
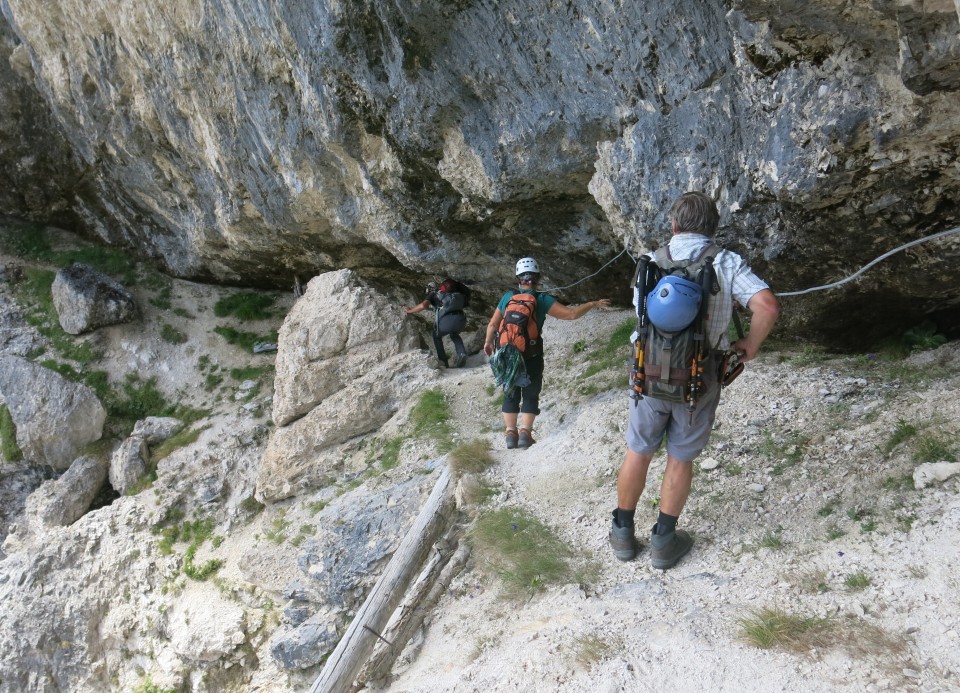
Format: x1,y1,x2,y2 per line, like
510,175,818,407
483,257,611,449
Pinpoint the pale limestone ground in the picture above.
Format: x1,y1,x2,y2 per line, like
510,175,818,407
382,307,960,693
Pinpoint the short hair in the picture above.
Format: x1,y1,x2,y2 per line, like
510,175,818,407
669,192,720,236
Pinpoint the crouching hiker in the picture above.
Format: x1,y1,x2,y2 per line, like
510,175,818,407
484,257,611,450
404,278,472,368
610,191,780,569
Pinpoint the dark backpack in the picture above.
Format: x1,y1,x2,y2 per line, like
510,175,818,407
497,291,541,356
632,244,719,404
438,278,471,309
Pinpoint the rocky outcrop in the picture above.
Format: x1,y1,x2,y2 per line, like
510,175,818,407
51,263,138,334
0,355,106,470
24,454,108,530
257,269,432,502
109,435,148,495
2,1,959,348
271,269,420,427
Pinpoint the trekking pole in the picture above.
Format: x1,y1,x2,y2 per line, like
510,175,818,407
687,258,716,420
630,256,651,404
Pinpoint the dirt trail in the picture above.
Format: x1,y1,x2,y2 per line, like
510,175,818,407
381,308,960,693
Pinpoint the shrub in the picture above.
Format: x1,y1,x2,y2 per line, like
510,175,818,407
214,292,275,321
0,404,23,462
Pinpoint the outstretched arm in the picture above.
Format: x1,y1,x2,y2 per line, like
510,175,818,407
734,289,779,361
404,299,431,315
547,298,611,321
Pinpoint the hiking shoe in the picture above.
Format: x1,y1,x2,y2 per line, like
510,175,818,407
517,428,536,449
455,352,467,368
609,512,638,561
505,429,518,449
649,527,693,570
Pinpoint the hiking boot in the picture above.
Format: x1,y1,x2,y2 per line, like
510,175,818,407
455,352,467,368
517,428,536,449
608,511,638,561
649,526,693,570
505,429,518,449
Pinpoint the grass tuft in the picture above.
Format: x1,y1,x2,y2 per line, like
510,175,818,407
213,292,275,321
737,607,833,652
0,404,23,462
469,506,578,600
411,389,454,450
449,439,495,476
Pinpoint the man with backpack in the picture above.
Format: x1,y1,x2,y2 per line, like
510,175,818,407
609,191,779,569
404,278,471,368
483,257,611,449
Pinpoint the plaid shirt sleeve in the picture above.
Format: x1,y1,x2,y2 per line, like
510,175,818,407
707,249,770,350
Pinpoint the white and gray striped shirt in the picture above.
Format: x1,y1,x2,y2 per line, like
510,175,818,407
633,233,770,351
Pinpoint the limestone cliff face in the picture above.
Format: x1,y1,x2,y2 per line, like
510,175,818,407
1,0,959,347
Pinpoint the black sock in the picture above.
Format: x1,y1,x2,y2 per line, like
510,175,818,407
615,508,635,529
655,511,679,535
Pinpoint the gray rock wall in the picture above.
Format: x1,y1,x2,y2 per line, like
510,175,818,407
1,1,959,347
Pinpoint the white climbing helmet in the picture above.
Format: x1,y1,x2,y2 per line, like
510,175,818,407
515,257,540,276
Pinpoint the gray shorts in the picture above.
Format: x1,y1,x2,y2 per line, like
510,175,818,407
626,383,721,462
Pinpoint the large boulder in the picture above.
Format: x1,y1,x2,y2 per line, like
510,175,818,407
109,435,149,496
271,269,421,427
257,270,432,502
0,355,106,470
24,455,108,531
51,263,138,335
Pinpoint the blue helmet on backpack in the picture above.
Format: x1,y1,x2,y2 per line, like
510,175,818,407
646,275,702,333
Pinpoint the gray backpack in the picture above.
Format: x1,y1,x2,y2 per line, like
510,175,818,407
631,244,719,405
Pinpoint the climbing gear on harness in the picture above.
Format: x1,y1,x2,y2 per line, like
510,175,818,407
719,308,746,387
490,343,531,398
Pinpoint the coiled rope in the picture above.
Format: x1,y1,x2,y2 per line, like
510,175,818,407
542,225,960,298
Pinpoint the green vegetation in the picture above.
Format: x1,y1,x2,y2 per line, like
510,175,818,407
133,676,177,693
160,323,187,344
759,532,784,550
15,268,96,364
0,404,23,462
229,365,273,381
845,571,871,591
0,223,136,282
874,320,947,359
469,506,583,600
214,292,275,321
583,317,633,374
882,418,917,455
449,439,495,476
240,496,266,516
411,389,454,450
105,374,207,433
375,436,403,470
571,633,614,669
265,509,290,544
214,325,279,352
154,514,222,581
151,425,207,462
914,436,956,463
737,607,832,652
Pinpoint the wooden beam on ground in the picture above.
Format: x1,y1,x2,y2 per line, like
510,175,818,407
308,464,456,693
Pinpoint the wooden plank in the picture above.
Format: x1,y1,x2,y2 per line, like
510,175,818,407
308,464,455,693
357,539,471,688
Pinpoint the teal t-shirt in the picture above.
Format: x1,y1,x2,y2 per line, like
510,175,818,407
497,290,557,331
